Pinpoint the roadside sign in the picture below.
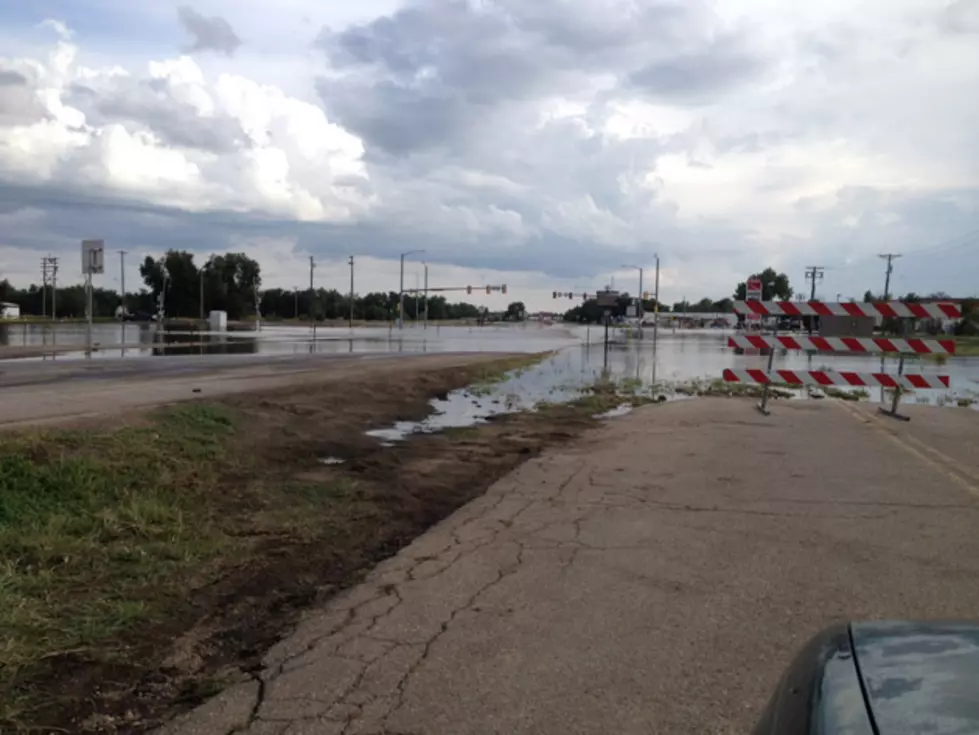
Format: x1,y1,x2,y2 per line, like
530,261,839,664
746,277,762,323
626,304,637,318
82,239,104,274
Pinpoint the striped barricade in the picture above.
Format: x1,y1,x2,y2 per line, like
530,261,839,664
728,335,957,355
724,300,960,418
722,369,950,390
733,301,962,320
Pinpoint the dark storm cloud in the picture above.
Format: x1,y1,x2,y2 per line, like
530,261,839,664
627,35,766,101
315,0,767,155
177,6,242,56
0,70,27,87
940,0,979,34
0,66,47,126
66,79,249,153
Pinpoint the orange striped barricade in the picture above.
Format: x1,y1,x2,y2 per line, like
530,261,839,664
725,301,961,419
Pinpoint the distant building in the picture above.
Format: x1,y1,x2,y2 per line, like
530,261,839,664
820,314,874,338
1,302,20,319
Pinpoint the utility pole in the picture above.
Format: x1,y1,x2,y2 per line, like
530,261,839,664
49,257,58,319
294,286,299,319
309,255,316,338
804,265,825,335
118,250,127,318
40,257,49,318
423,262,429,331
348,255,354,328
879,253,901,300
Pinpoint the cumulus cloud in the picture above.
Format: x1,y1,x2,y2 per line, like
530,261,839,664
177,6,243,56
0,2,977,306
0,32,370,223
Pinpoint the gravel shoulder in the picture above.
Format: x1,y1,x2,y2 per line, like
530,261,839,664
160,397,979,735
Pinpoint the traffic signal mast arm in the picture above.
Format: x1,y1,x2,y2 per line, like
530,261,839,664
402,284,508,295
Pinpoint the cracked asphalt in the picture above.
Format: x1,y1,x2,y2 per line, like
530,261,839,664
160,397,979,735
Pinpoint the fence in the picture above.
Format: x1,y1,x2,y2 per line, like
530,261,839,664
722,300,962,420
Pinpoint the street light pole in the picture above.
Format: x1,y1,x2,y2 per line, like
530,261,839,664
348,255,355,328
119,250,127,318
398,249,425,330
653,254,660,344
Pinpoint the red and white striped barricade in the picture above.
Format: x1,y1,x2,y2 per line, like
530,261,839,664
725,300,961,418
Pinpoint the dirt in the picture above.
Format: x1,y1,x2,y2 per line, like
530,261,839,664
9,356,601,734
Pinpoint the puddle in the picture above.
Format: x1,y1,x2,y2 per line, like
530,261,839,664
593,403,633,419
319,457,345,466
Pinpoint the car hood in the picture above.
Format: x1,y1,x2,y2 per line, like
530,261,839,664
850,621,979,734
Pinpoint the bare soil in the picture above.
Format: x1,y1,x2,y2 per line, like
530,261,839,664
3,355,602,734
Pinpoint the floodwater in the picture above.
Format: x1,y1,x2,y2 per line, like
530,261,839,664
361,328,979,444
4,321,977,413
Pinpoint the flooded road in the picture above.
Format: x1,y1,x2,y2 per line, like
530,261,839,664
3,322,977,410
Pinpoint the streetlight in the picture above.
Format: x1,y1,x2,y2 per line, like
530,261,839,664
621,264,644,338
399,249,425,330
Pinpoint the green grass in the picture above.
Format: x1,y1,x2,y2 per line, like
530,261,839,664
0,404,242,724
953,336,979,356
822,387,870,401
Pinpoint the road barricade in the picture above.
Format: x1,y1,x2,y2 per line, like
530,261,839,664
723,300,961,419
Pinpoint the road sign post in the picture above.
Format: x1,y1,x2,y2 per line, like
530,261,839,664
81,240,104,353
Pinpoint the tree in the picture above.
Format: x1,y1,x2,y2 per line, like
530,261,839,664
504,301,526,321
734,268,793,301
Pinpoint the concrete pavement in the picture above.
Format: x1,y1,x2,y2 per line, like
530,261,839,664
161,398,979,735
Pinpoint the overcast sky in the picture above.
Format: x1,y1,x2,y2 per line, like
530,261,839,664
0,0,977,311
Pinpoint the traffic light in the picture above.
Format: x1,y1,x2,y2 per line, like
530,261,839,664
485,285,491,294
467,285,472,295
502,284,507,295
553,291,558,299
568,292,573,300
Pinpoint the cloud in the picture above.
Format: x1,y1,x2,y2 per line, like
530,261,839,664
940,0,979,33
627,34,767,101
0,3,977,309
0,36,370,223
177,6,243,56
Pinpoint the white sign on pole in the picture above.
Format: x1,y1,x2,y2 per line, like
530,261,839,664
82,239,105,274
626,304,637,318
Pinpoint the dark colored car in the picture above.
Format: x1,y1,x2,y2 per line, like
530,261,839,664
755,621,979,734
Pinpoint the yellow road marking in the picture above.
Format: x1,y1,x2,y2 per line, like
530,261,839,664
834,400,979,499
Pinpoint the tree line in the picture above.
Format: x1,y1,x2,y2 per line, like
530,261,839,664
0,249,486,321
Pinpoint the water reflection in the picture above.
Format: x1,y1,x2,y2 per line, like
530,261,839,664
2,323,977,408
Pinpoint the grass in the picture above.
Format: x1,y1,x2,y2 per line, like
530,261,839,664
0,405,244,724
0,355,567,731
822,387,870,401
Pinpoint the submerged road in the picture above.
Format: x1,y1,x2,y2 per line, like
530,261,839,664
159,397,979,735
0,352,507,429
